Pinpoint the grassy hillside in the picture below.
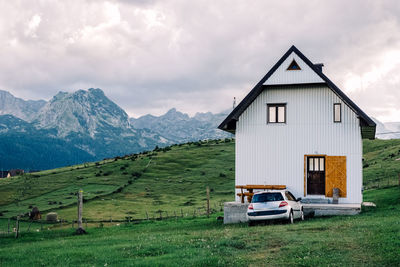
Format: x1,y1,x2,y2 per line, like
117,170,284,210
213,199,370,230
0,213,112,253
0,187,399,266
0,138,399,266
0,139,235,220
363,139,400,189
0,138,399,221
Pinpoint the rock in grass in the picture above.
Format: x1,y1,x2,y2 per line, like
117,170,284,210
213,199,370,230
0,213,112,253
75,227,87,235
46,212,58,222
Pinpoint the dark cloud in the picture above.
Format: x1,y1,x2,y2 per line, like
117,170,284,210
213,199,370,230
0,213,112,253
0,0,399,121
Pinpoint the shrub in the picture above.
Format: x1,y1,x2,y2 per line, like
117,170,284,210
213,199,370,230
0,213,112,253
46,212,58,222
132,172,142,178
219,173,226,177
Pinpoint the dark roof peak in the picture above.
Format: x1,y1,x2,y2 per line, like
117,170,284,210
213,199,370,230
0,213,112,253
218,46,376,139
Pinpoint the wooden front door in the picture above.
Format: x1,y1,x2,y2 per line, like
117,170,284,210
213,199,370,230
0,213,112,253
307,156,325,195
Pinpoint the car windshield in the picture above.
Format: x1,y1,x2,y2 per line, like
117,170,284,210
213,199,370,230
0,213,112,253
252,192,284,203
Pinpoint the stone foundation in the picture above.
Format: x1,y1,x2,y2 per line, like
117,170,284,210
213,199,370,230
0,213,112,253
223,202,249,224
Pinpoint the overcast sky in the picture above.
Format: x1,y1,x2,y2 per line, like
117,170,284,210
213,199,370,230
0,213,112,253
0,0,399,122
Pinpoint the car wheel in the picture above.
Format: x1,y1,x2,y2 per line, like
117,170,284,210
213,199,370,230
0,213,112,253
288,210,294,224
300,209,304,221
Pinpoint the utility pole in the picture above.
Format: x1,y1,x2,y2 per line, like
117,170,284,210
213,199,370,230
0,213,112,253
76,189,86,234
206,186,210,218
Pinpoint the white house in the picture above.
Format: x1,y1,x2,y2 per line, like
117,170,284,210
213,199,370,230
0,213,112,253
219,46,376,205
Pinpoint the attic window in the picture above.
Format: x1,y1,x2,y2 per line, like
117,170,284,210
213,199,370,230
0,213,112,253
287,59,301,70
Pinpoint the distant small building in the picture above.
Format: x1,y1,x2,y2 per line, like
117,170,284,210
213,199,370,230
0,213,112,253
7,169,24,177
0,171,9,179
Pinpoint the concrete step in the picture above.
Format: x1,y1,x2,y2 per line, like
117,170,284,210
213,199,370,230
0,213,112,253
301,198,331,204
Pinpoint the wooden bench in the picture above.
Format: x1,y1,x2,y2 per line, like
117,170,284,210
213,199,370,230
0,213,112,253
235,185,286,203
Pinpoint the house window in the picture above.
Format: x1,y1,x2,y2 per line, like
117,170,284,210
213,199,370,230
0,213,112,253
267,104,286,123
308,157,325,171
334,103,341,122
287,59,301,70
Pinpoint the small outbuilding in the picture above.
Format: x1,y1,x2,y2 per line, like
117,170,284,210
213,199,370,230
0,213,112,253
7,169,24,177
0,171,9,179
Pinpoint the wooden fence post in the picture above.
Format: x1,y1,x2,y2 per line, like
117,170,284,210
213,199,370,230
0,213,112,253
76,189,86,234
15,216,20,239
206,186,210,218
145,211,149,220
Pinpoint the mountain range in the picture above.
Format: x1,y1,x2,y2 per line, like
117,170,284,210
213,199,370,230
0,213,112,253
0,89,231,170
0,88,397,170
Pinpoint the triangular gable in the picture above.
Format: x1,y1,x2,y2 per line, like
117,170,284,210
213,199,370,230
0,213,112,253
264,51,324,85
218,45,376,139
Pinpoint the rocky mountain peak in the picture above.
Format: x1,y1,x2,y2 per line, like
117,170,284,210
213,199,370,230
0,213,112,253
0,90,47,122
34,88,131,137
164,108,190,120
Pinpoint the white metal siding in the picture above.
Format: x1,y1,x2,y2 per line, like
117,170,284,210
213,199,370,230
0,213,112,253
264,52,324,85
235,85,363,204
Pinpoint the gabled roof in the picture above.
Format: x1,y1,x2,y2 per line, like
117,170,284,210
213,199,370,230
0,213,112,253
218,45,376,139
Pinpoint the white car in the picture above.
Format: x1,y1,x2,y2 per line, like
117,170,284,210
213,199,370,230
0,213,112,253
247,190,304,225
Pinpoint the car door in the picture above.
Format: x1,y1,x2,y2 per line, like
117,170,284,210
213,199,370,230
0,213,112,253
285,191,301,218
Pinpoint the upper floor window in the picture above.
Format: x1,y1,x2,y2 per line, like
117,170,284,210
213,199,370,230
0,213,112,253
334,103,341,123
267,104,286,123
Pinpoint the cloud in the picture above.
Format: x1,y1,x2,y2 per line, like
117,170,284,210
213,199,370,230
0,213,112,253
0,0,399,121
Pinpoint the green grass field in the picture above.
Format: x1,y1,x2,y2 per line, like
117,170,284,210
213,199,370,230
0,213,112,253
0,138,399,266
0,187,399,266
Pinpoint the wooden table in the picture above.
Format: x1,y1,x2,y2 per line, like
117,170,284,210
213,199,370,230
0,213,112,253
235,185,286,203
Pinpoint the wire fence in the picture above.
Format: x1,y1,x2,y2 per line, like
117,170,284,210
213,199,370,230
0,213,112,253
363,173,400,190
0,203,225,238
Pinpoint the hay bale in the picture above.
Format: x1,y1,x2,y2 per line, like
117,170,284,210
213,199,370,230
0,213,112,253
46,212,58,222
